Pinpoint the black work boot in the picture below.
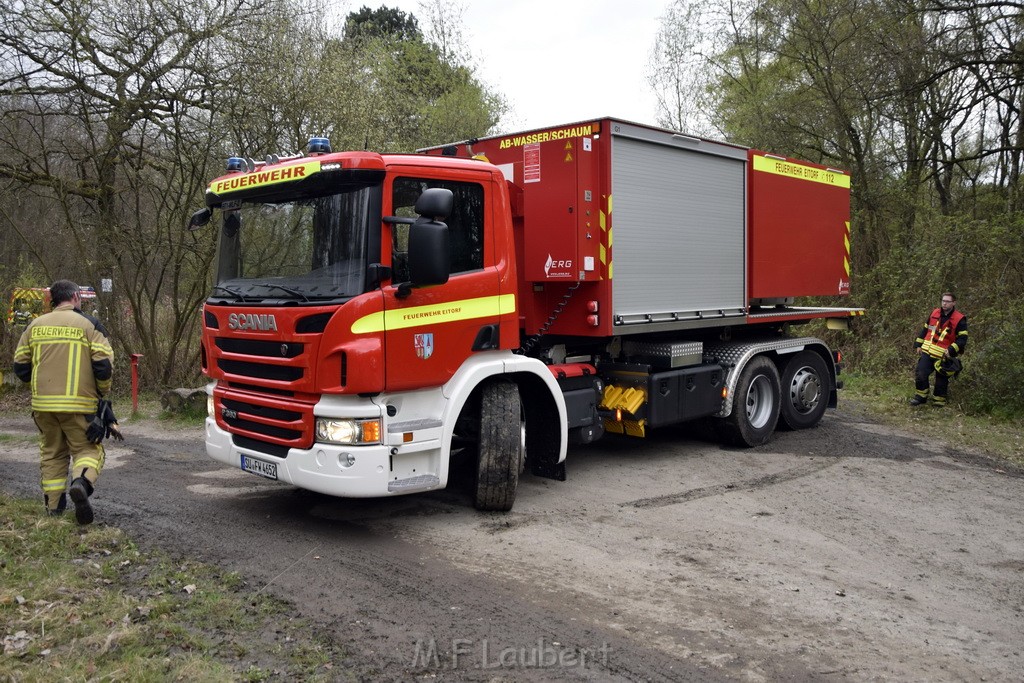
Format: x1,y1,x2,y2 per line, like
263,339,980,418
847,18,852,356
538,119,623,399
45,492,67,517
909,394,928,407
69,478,94,525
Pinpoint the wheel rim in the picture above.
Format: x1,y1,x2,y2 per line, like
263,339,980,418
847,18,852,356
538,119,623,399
746,375,774,429
788,366,822,415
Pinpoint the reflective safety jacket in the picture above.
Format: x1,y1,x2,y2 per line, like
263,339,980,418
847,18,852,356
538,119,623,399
13,303,113,413
916,308,968,360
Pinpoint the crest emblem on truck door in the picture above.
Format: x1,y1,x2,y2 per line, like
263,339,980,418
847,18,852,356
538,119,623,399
414,333,434,359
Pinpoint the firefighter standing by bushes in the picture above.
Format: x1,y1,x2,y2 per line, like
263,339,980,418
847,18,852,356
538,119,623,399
12,280,114,524
911,292,968,407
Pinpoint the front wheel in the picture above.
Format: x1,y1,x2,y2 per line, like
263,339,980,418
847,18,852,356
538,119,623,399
719,356,781,447
473,380,523,511
778,351,830,430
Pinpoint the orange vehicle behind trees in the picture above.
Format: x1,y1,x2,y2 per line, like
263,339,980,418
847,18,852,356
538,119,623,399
6,287,98,326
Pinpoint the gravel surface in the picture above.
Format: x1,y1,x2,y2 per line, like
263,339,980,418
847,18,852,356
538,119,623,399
2,403,1022,681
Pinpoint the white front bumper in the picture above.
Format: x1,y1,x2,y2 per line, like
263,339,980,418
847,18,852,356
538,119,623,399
205,418,429,498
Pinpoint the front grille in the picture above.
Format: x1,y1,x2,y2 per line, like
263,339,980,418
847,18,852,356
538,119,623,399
210,325,315,448
216,337,303,358
224,415,302,441
216,389,313,449
222,398,301,422
225,382,294,397
218,359,303,381
233,435,290,458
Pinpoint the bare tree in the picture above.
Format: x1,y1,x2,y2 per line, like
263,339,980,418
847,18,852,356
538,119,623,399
920,1,1024,210
416,0,471,68
647,0,733,137
0,0,295,386
1,0,504,389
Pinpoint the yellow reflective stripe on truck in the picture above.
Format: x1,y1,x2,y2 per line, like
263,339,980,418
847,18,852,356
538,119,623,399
844,221,852,277
752,155,851,188
351,294,516,334
601,194,613,280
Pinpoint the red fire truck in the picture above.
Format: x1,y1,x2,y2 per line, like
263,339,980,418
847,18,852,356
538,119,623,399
190,118,860,510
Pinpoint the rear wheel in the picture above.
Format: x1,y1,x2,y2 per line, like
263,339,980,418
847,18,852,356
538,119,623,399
719,356,781,447
778,351,830,430
473,380,523,511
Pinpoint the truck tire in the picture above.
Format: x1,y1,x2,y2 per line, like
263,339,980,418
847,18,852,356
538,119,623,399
778,351,829,430
473,380,523,511
720,355,780,447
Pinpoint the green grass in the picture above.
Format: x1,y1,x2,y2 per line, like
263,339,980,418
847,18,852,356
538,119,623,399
841,371,1024,467
0,496,346,681
0,432,35,445
111,392,204,423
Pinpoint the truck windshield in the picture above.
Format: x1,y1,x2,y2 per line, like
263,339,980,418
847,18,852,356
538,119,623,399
214,186,378,302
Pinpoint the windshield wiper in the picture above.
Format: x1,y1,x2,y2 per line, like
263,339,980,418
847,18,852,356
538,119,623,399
212,285,245,298
255,283,310,302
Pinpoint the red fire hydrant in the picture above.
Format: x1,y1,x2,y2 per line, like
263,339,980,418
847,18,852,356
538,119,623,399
130,353,143,414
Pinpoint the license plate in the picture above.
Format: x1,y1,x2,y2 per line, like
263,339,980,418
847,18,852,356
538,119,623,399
240,454,278,480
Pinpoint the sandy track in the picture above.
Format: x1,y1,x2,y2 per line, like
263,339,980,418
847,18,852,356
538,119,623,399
2,404,1021,681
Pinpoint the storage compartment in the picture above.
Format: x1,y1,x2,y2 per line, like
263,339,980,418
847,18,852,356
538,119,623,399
554,370,602,429
422,118,850,337
610,131,747,323
557,373,604,444
562,386,600,429
747,151,852,299
646,365,724,427
623,340,703,369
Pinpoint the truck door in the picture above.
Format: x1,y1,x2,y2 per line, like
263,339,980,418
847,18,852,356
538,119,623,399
382,173,498,392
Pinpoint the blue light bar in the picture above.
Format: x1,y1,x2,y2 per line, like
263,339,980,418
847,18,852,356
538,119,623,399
226,157,245,172
307,137,332,154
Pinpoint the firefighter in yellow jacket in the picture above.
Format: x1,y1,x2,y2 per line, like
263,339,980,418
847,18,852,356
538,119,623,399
13,280,113,524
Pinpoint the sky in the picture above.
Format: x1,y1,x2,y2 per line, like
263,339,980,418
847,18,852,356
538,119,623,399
342,0,673,134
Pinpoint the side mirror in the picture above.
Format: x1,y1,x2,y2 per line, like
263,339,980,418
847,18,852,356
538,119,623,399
188,207,212,231
407,218,450,289
414,188,454,220
392,187,453,299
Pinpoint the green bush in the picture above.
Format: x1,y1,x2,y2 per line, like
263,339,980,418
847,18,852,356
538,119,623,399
844,209,1024,417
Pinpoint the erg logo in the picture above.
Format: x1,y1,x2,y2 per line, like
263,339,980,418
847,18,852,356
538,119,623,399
544,254,573,278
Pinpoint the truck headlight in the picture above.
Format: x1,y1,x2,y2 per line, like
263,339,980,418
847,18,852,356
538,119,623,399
315,418,381,445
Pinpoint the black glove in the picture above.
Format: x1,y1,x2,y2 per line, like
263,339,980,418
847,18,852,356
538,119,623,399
107,422,124,441
98,399,124,442
86,413,106,444
86,399,124,443
934,356,963,377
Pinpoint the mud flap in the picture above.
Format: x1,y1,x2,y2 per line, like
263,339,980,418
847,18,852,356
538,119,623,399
530,459,566,481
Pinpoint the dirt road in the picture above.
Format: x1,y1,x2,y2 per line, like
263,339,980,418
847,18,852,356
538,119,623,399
2,403,1022,681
